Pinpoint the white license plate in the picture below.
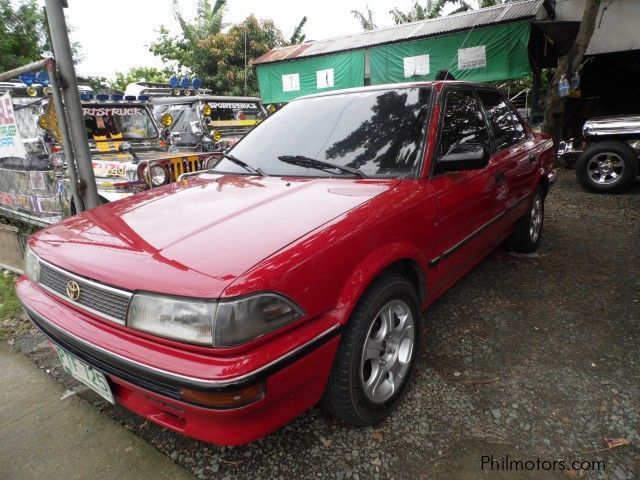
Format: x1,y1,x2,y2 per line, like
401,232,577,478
55,344,114,404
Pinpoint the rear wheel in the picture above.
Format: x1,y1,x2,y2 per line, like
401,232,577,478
505,187,544,253
575,141,638,193
321,274,420,426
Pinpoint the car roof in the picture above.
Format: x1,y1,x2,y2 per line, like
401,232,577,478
295,80,496,101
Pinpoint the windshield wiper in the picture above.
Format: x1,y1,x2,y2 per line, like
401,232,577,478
216,152,265,176
277,155,367,178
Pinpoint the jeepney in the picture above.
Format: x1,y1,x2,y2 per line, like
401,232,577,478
558,115,640,193
0,89,215,227
150,95,267,152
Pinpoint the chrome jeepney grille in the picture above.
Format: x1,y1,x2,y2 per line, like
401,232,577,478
39,263,132,325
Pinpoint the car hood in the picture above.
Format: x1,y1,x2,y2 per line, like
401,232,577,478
31,174,397,298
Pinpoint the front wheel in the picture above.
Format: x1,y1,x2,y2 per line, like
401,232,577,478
505,188,544,253
575,141,638,193
321,274,420,426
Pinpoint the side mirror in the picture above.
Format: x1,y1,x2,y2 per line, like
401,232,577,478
119,141,140,163
438,143,489,172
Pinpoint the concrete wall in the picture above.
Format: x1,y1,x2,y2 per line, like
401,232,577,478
555,0,640,55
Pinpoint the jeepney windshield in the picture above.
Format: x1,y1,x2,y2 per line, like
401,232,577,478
13,99,45,155
154,103,201,134
82,104,158,141
205,101,266,122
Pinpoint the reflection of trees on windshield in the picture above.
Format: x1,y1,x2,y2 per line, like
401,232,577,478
325,89,430,175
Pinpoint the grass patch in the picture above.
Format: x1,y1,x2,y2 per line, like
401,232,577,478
0,273,21,320
0,272,30,339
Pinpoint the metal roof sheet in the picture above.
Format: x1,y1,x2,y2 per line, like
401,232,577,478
253,0,546,65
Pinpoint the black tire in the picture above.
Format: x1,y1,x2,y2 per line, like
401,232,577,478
505,187,544,253
575,141,638,193
321,273,420,426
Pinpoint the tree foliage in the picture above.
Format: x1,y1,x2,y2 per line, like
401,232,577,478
0,0,45,72
191,15,285,96
150,0,287,96
351,6,377,31
111,67,173,92
86,67,172,93
290,16,307,44
149,0,228,69
0,0,83,73
385,0,508,27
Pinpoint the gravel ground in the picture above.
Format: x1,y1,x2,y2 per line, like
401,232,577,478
7,170,640,479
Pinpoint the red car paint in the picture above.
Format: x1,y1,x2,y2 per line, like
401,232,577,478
17,82,555,445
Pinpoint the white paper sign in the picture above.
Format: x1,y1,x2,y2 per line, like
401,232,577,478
458,46,487,70
316,68,335,89
282,73,300,92
403,55,430,78
0,93,27,159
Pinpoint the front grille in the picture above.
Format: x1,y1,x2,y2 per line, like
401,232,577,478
39,263,131,324
167,156,207,181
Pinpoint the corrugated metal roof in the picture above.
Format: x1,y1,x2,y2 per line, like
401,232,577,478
253,0,546,65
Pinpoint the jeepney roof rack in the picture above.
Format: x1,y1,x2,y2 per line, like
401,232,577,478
79,92,151,103
1,80,94,98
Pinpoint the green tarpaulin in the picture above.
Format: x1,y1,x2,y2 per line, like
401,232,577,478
368,21,531,84
256,21,531,103
256,51,365,104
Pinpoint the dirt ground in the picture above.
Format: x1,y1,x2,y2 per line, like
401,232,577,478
7,169,640,479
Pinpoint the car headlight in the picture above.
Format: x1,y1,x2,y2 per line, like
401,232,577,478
214,294,303,347
128,293,216,345
149,165,168,186
23,246,41,282
126,292,303,346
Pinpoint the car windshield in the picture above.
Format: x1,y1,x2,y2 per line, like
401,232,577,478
216,87,432,178
82,104,158,141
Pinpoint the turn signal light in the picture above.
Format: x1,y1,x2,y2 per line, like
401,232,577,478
180,382,264,409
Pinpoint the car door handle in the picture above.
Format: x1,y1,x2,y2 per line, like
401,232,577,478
495,171,505,183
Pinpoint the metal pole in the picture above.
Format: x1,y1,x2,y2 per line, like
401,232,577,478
44,0,100,209
244,28,247,96
45,58,83,213
0,59,50,82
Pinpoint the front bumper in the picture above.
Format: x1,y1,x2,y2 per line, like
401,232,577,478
16,277,340,445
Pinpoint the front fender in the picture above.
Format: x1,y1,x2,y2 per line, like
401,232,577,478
333,241,428,323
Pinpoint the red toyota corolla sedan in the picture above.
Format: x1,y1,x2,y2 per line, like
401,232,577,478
17,82,556,445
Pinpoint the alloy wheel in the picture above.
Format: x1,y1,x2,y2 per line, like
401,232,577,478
360,299,415,403
587,153,625,185
529,195,543,242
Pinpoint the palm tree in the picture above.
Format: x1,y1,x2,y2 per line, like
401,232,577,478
390,0,503,25
351,5,377,31
171,0,227,44
290,16,307,44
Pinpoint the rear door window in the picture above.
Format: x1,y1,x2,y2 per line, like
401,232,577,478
477,91,527,150
438,90,489,158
